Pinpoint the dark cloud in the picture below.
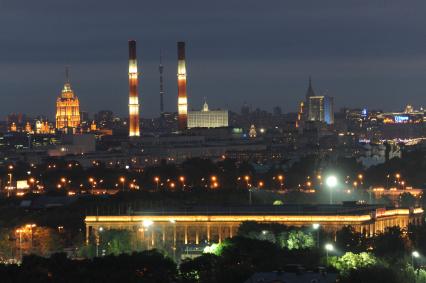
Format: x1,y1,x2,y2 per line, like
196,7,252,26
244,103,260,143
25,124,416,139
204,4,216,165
1,0,426,118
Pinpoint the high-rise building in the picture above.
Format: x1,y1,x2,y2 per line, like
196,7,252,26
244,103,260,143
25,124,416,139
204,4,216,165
241,103,250,115
56,68,81,130
295,101,305,128
128,40,140,137
95,110,114,129
177,42,188,130
187,101,229,129
308,96,334,125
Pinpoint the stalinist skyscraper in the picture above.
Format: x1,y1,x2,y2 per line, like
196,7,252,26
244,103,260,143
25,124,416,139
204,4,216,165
55,67,80,130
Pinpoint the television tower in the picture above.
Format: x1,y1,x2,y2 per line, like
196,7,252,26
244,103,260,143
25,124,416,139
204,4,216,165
177,41,188,131
128,40,140,137
159,53,165,115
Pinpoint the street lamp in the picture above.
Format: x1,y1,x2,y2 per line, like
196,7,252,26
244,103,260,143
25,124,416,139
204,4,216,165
211,176,218,189
412,250,420,267
244,175,250,188
60,177,67,190
26,224,36,252
325,243,334,265
179,176,185,189
384,174,390,190
16,229,23,260
395,173,401,188
326,176,338,205
119,177,125,191
88,177,95,194
313,223,320,248
277,175,284,190
96,227,104,257
357,173,363,189
154,177,160,191
143,219,153,228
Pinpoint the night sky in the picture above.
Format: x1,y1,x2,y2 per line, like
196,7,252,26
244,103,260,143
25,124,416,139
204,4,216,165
1,0,426,119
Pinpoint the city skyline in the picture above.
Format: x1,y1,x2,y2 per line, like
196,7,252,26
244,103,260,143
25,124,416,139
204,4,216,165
2,1,426,118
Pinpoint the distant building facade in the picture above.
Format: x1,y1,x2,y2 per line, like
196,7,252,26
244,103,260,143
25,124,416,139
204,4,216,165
187,101,228,129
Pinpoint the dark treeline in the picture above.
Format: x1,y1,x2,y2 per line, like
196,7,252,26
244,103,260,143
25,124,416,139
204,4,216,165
0,251,177,283
2,222,426,283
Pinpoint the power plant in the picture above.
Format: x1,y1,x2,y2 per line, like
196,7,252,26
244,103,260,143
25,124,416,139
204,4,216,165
177,42,188,131
128,40,140,137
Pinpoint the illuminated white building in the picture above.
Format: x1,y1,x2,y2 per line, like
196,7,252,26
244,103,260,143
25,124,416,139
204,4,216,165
308,96,334,125
187,101,228,129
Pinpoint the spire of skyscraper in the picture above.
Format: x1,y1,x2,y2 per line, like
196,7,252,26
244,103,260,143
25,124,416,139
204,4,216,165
306,76,315,99
304,76,315,123
65,66,70,83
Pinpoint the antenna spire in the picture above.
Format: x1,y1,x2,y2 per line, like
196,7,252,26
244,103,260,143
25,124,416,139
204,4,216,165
65,66,70,83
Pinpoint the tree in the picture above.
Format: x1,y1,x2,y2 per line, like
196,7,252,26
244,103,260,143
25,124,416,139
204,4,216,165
33,227,65,256
372,227,407,260
237,221,288,243
336,226,366,253
282,230,314,250
180,253,220,283
408,223,426,256
329,252,377,275
214,237,285,282
99,229,133,255
0,229,14,260
0,250,178,283
400,192,416,208
340,266,402,283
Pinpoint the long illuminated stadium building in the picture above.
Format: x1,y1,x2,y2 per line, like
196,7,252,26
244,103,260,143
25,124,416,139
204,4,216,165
85,204,423,248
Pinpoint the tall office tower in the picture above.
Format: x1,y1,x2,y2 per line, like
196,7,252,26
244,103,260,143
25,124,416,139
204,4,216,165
177,42,188,130
56,67,81,130
308,95,334,125
128,40,140,137
159,54,165,114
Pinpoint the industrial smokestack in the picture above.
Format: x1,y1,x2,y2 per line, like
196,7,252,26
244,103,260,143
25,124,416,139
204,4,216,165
159,53,164,115
128,40,140,137
177,41,188,131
